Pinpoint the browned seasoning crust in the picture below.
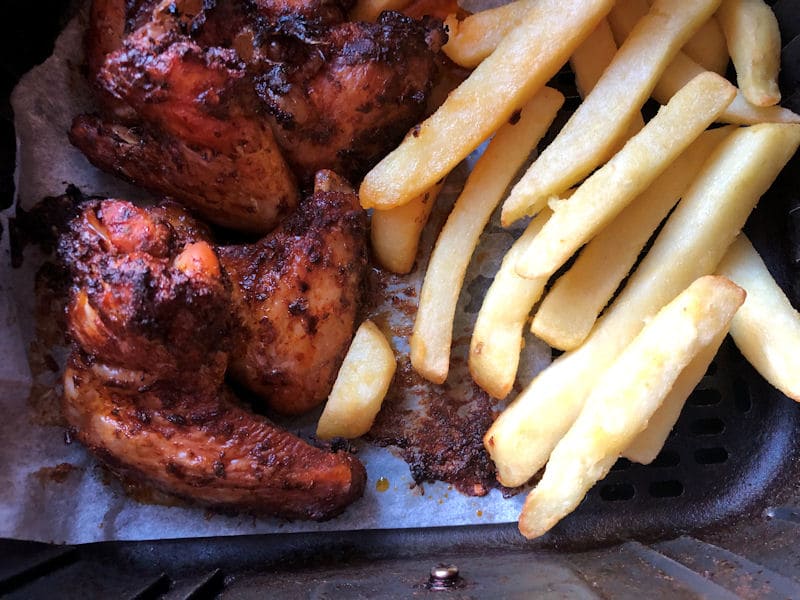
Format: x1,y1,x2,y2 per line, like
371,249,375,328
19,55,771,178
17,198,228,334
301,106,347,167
58,182,367,519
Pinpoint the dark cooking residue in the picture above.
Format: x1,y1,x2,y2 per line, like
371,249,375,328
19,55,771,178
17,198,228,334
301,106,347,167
368,358,498,496
9,185,84,267
11,192,75,428
34,462,78,484
363,265,502,497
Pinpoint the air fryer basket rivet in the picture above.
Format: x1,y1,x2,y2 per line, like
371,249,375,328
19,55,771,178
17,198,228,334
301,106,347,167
428,564,460,590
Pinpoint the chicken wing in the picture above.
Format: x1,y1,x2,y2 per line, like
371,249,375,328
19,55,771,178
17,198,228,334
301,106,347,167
221,170,367,415
59,193,366,519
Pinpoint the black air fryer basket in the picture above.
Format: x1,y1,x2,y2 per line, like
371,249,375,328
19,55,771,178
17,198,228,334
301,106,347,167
3,1,800,597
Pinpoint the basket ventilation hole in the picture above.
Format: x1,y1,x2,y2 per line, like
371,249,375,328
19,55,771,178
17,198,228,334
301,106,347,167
693,447,729,465
733,377,753,413
648,480,684,498
599,483,635,501
688,388,722,406
690,417,725,436
704,360,718,377
649,449,680,468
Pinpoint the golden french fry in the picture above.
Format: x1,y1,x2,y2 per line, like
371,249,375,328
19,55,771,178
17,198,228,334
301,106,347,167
519,276,745,539
531,126,734,351
717,0,782,107
570,18,644,154
486,123,800,488
610,0,799,124
607,0,649,43
469,209,552,400
371,182,444,274
358,0,614,211
624,328,726,464
316,320,396,440
442,0,534,69
501,0,723,226
570,19,621,99
515,72,735,281
411,88,564,384
716,234,800,401
682,16,729,75
654,52,800,124
348,0,413,21
617,0,728,74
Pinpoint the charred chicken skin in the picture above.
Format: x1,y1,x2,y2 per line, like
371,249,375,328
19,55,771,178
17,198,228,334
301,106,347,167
71,0,446,232
59,174,367,519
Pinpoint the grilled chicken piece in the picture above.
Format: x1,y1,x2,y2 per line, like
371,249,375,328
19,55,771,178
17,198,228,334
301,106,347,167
70,116,295,233
221,171,367,415
75,0,299,234
74,0,445,229
63,358,365,519
254,12,447,183
59,192,366,519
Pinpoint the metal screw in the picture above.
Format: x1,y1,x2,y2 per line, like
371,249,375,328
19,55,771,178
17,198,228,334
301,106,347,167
427,564,460,590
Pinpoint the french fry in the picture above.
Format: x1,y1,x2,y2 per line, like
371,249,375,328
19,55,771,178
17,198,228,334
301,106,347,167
486,123,800,488
570,19,621,100
316,320,396,440
610,0,799,125
570,19,644,154
500,0,723,227
515,72,736,281
519,276,745,539
444,0,725,75
358,0,614,211
411,88,564,384
530,126,734,351
442,0,534,69
654,52,800,125
624,329,726,464
682,16,729,75
371,182,444,274
717,0,782,107
469,209,552,400
348,0,413,21
716,234,800,401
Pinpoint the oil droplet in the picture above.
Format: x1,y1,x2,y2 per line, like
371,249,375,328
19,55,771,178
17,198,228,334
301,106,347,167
476,510,483,517
375,477,390,492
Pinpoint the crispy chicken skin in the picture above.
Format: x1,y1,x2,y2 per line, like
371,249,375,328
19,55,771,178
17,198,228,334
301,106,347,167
74,0,446,227
221,171,367,415
59,190,367,519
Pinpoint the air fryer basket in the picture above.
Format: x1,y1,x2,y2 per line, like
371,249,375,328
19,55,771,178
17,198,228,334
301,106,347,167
3,0,800,597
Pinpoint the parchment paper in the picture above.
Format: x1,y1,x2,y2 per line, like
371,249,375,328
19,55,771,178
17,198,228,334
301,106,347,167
0,7,550,544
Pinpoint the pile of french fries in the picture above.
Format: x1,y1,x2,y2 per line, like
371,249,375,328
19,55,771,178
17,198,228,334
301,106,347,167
330,0,800,538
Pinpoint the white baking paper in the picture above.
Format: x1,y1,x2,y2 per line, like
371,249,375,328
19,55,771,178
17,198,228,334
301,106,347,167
0,7,550,544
